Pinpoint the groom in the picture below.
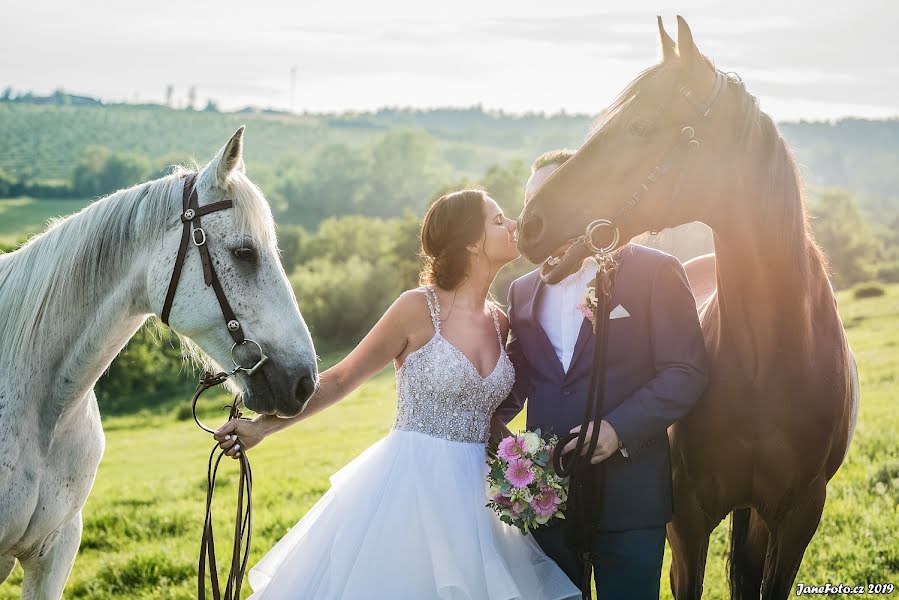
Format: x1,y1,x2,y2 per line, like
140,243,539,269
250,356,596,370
495,150,709,599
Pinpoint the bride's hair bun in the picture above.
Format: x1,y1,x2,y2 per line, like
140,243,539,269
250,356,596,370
419,188,486,290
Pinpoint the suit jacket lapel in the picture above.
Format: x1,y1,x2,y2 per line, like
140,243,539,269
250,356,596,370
525,275,566,379
566,247,630,380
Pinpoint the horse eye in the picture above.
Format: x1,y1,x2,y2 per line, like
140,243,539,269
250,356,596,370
628,118,655,138
232,246,256,262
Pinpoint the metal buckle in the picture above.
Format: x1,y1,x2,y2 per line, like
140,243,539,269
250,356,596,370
192,226,207,246
230,339,269,376
585,219,620,254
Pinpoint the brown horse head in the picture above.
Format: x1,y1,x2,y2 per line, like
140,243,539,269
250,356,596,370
517,16,772,283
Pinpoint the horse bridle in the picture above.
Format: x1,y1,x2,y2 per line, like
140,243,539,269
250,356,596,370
548,69,729,600
545,69,730,269
161,172,269,378
160,173,267,600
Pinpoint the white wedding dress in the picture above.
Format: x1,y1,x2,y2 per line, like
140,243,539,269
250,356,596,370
247,285,580,599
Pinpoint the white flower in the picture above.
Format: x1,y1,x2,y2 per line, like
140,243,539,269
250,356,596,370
522,432,541,454
487,483,502,498
511,487,534,502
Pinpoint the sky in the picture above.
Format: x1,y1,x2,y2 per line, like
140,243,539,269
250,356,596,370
3,0,898,121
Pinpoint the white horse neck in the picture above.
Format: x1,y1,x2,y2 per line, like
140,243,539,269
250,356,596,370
0,177,181,446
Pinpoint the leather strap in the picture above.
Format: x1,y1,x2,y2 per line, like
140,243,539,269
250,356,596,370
551,255,620,600
192,373,253,600
160,174,245,344
160,176,197,326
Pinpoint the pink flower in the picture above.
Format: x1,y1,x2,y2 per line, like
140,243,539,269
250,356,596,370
511,500,529,516
576,303,594,321
505,458,535,488
532,490,562,517
498,436,528,461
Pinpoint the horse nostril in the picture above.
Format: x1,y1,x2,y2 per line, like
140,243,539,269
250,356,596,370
520,216,544,245
294,369,317,408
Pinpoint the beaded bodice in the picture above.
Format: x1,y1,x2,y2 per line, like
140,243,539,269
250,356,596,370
393,285,515,443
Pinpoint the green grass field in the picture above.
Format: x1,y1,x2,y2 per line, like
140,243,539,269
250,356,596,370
1,286,897,599
0,197,92,245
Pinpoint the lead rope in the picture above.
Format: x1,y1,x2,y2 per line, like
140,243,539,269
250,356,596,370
551,254,619,600
191,371,253,600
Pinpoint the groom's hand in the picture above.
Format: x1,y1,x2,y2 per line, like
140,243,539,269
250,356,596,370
562,420,620,464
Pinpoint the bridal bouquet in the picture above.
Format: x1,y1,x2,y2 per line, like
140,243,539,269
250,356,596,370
486,430,569,534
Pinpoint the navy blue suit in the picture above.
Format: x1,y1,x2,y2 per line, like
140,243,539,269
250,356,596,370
495,243,708,598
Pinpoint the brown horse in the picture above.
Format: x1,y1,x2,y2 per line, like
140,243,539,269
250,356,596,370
514,16,859,600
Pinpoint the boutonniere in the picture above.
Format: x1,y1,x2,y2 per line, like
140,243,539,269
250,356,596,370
575,280,598,323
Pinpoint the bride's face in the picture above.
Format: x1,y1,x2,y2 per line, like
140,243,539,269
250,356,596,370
478,196,519,266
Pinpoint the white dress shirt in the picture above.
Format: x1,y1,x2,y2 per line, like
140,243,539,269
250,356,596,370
536,257,598,373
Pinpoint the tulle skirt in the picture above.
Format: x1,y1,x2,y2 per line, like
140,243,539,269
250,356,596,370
247,428,580,599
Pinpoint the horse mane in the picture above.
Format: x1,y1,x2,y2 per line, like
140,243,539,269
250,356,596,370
0,166,277,371
727,75,831,297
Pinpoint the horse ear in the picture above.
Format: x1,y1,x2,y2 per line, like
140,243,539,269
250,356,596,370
657,16,676,62
217,126,246,182
202,126,246,189
676,15,700,65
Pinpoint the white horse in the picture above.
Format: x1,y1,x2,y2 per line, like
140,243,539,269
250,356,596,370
0,127,318,598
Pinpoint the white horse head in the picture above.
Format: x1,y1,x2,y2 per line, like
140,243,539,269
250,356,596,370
145,127,318,416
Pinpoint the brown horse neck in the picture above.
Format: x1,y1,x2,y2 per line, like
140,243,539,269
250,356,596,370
705,209,833,381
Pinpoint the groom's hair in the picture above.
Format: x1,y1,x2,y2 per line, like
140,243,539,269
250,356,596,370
531,149,576,173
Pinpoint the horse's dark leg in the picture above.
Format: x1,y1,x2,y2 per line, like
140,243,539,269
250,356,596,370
667,485,717,600
728,507,769,600
760,483,826,600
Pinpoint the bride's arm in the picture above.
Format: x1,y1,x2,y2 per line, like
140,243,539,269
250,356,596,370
213,290,421,453
487,308,515,451
253,290,420,438
488,415,514,452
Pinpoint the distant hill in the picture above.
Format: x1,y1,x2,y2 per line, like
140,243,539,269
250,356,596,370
1,101,897,212
0,103,589,182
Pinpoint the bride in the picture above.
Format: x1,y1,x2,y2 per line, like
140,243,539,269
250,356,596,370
213,188,580,599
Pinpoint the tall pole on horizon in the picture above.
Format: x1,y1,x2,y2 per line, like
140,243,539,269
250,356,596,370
290,65,297,113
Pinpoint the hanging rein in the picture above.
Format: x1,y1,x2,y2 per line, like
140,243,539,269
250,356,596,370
548,70,727,600
160,173,269,600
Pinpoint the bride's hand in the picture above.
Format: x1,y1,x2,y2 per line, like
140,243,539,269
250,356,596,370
212,417,266,459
